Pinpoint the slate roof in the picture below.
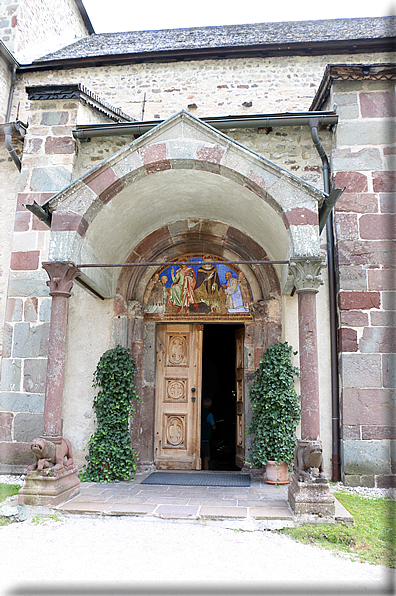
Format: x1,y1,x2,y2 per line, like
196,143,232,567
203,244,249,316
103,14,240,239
34,16,395,63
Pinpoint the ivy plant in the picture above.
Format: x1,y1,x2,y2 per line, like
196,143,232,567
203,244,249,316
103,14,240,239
79,345,142,483
248,342,300,471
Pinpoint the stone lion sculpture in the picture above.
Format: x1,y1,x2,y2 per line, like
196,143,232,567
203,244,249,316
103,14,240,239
27,437,74,475
294,440,325,482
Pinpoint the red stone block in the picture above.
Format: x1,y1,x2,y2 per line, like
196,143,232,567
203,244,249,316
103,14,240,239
337,239,394,267
32,217,50,231
340,310,369,327
342,388,392,425
51,211,89,237
284,207,318,226
139,143,167,165
113,296,128,317
84,165,123,204
10,251,40,271
339,327,358,352
14,211,31,232
16,192,54,212
368,269,396,291
341,425,361,440
335,193,378,214
0,413,13,441
361,425,396,440
0,441,35,465
45,136,75,154
359,214,396,240
333,172,368,193
360,91,396,118
372,171,396,194
338,291,380,310
195,145,226,164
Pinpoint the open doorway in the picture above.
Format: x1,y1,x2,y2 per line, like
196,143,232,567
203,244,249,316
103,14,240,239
202,324,243,470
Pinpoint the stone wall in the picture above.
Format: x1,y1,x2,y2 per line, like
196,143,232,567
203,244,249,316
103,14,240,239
0,93,118,472
0,0,89,60
0,51,12,122
330,78,396,487
11,51,388,123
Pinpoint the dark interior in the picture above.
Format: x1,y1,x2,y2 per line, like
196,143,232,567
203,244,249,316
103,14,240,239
201,324,241,470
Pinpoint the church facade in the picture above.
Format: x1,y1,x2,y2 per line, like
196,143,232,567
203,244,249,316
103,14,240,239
0,0,394,487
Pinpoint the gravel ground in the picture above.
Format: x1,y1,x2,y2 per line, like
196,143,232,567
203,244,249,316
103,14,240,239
1,475,395,595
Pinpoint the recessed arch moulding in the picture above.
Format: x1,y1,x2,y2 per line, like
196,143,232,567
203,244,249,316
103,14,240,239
46,111,325,300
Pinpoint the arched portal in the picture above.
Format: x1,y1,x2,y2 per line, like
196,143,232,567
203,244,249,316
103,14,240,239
43,111,325,470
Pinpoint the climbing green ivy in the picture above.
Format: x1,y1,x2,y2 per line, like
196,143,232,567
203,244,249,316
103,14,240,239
248,342,300,470
79,345,142,483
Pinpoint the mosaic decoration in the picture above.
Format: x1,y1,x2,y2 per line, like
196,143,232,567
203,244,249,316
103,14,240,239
144,254,253,321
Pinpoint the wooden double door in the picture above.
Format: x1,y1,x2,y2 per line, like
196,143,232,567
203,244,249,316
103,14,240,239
154,323,245,470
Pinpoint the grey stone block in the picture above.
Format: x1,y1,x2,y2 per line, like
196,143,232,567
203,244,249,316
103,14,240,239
12,323,49,358
0,392,44,413
30,167,72,192
23,359,47,393
332,148,382,171
337,121,395,147
8,272,50,298
342,439,391,475
39,299,52,322
2,324,12,359
341,353,382,388
382,292,396,311
14,413,44,442
338,266,367,291
383,354,396,388
0,359,21,392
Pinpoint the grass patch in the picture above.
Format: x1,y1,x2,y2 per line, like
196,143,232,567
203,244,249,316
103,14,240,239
0,483,22,527
280,492,396,567
0,483,21,504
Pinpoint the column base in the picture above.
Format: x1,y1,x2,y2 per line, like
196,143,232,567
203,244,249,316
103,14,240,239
288,472,335,519
18,467,80,507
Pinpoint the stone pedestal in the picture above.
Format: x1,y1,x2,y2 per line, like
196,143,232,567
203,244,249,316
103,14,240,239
18,468,80,507
288,474,335,519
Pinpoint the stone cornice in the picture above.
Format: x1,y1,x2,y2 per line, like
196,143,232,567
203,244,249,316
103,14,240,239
26,84,135,123
310,63,396,111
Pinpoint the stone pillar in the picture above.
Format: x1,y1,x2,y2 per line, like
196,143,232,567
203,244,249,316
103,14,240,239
289,257,325,441
18,261,81,507
42,261,81,441
288,256,335,520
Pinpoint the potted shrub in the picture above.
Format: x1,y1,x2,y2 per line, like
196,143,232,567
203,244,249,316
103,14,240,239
248,342,300,484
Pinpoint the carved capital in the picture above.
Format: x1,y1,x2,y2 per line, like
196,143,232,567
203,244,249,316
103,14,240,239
289,257,325,294
127,300,146,319
42,261,81,298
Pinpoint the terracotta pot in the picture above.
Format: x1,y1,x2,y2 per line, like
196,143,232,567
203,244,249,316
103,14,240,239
265,460,290,485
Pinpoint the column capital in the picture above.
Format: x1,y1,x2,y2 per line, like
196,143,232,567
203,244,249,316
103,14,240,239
42,261,81,298
289,256,325,294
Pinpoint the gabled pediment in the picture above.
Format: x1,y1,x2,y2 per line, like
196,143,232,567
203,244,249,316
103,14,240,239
46,110,325,298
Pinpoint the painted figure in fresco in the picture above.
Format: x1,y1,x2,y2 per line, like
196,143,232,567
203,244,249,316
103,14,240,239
194,257,222,312
169,263,196,312
223,271,249,313
238,271,251,309
147,274,168,313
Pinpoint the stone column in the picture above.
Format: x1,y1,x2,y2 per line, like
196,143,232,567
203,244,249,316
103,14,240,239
41,261,81,441
18,261,82,507
288,256,335,520
289,257,325,441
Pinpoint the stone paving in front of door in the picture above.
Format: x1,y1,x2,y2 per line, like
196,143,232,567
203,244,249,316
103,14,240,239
57,472,353,529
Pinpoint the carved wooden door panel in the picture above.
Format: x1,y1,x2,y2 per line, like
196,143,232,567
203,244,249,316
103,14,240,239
235,326,245,468
155,324,203,470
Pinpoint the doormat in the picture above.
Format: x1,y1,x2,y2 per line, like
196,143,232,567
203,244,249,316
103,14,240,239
141,472,250,487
